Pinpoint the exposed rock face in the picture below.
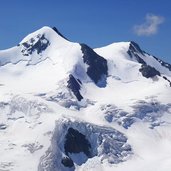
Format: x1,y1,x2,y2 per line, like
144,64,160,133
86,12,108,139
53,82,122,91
127,41,146,64
139,64,161,78
21,34,50,56
129,41,144,55
64,128,91,157
80,44,108,87
52,27,68,40
67,74,83,101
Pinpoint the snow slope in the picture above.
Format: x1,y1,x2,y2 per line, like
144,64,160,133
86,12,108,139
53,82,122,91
0,26,171,171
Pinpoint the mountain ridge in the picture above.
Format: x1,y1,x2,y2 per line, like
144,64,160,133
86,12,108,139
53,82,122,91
0,26,171,171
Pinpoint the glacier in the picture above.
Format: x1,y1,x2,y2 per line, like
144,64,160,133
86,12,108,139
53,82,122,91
0,26,171,171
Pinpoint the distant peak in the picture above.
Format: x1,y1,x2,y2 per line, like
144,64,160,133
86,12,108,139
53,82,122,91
52,27,68,40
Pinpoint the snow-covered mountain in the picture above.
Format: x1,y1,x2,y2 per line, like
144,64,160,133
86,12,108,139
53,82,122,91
0,26,171,171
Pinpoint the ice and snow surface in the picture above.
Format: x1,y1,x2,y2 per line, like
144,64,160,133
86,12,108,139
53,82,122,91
0,26,171,171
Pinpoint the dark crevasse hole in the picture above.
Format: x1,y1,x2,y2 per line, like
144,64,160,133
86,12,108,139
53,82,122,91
61,128,92,168
80,43,108,87
67,74,83,101
64,128,92,157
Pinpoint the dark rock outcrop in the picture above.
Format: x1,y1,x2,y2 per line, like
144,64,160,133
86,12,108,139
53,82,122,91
127,41,146,65
64,128,91,157
61,156,74,168
67,74,83,101
139,64,161,78
52,27,68,40
134,54,146,65
21,34,50,56
129,41,144,55
0,123,7,130
80,44,108,87
163,76,171,87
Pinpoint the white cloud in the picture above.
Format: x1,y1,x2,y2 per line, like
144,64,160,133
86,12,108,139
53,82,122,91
134,14,165,36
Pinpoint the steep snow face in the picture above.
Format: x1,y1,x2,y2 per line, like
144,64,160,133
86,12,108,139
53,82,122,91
1,26,171,171
94,41,171,93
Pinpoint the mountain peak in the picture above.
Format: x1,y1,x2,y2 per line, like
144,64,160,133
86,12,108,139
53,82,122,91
17,26,70,58
20,26,69,45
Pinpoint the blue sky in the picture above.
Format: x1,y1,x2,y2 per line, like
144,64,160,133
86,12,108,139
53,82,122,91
0,0,171,62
